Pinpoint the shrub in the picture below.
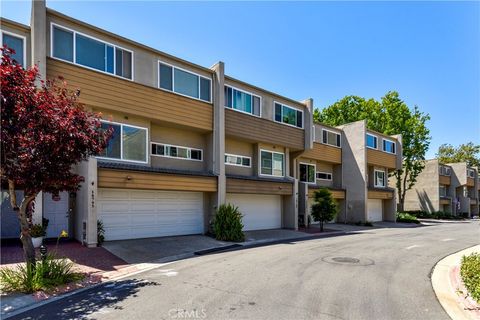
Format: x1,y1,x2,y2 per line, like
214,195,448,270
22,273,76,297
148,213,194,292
213,204,245,242
97,220,105,246
460,253,480,303
0,254,83,293
396,212,420,224
30,224,46,237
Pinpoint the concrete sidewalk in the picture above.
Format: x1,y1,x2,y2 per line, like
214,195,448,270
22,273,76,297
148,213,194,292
431,245,480,320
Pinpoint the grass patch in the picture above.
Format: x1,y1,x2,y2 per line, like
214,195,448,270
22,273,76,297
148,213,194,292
396,212,420,224
460,253,480,303
0,254,83,294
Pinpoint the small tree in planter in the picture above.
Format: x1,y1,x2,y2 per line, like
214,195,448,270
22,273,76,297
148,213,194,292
0,48,110,267
310,188,337,232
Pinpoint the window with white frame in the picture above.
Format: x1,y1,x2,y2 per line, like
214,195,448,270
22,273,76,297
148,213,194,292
260,150,284,177
439,166,451,176
374,170,386,187
322,129,341,147
274,102,303,128
383,139,396,154
151,143,202,161
299,163,316,183
99,121,148,163
439,185,447,197
225,154,251,167
1,31,25,67
366,134,378,149
224,85,261,116
316,172,332,181
158,62,211,102
467,168,475,178
51,24,132,79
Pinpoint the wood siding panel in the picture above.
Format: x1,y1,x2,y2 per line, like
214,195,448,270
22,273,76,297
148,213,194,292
439,175,451,186
368,190,394,199
440,199,451,205
225,109,304,150
467,178,475,187
98,169,217,192
308,189,345,199
367,149,397,169
302,143,341,164
47,59,213,131
226,178,293,195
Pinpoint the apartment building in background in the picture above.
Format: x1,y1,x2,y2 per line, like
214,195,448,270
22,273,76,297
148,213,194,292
402,159,479,217
0,0,403,246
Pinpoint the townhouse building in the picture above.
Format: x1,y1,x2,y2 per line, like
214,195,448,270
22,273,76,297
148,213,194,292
401,159,479,217
1,1,402,246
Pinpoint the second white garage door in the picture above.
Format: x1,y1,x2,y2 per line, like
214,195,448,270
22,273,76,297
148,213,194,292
367,199,383,222
98,188,204,241
226,194,282,231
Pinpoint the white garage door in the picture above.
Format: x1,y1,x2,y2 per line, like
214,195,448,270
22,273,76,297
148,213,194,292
98,188,204,241
367,199,383,222
226,194,281,231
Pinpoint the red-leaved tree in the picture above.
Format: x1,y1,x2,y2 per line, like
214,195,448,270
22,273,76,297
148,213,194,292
0,48,111,266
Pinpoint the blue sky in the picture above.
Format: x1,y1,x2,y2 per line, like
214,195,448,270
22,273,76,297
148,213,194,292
2,1,479,159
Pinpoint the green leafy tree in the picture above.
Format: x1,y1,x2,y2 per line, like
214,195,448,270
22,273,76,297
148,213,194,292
314,91,431,211
436,142,480,168
310,188,337,232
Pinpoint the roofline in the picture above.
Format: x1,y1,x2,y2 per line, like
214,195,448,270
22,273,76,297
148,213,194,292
313,121,342,133
46,8,215,74
224,75,307,107
0,17,30,32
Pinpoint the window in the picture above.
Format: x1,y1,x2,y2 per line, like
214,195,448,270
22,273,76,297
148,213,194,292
322,129,341,147
99,121,148,163
51,24,133,80
274,102,303,128
260,150,284,177
299,163,316,183
158,62,211,102
439,166,451,176
374,170,386,188
467,169,476,178
439,185,447,197
383,139,396,154
224,86,261,116
151,143,202,161
366,134,377,149
1,32,25,67
316,172,333,181
225,154,251,167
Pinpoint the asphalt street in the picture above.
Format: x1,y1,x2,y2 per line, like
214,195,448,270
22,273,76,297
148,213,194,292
10,220,480,320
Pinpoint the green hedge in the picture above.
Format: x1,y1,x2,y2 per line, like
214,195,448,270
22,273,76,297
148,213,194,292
460,253,480,303
396,212,420,224
404,210,465,220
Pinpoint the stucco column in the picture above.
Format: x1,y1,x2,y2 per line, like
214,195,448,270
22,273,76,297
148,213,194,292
211,62,226,206
302,98,314,150
30,0,47,82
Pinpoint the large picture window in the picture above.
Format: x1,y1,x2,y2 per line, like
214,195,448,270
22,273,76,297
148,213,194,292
322,129,341,147
98,121,147,163
1,32,25,67
159,62,211,102
299,163,316,183
224,86,261,116
274,102,303,128
51,24,133,80
260,150,284,177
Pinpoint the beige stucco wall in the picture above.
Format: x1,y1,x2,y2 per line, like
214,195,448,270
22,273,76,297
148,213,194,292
403,160,441,213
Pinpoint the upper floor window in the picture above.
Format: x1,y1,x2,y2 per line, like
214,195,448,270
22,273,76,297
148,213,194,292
99,121,148,163
322,129,341,148
317,172,333,181
299,163,316,183
467,168,476,178
439,185,447,197
51,24,133,80
151,142,202,161
374,169,386,188
225,154,251,167
224,86,261,116
383,139,396,154
260,150,284,177
439,166,451,176
1,31,25,67
159,62,211,102
366,134,377,149
274,102,303,128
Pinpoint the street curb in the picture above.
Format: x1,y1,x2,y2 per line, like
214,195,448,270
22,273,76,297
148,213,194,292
431,244,480,320
2,229,348,318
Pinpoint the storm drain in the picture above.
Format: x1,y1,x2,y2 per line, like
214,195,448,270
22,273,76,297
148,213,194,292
322,256,374,266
